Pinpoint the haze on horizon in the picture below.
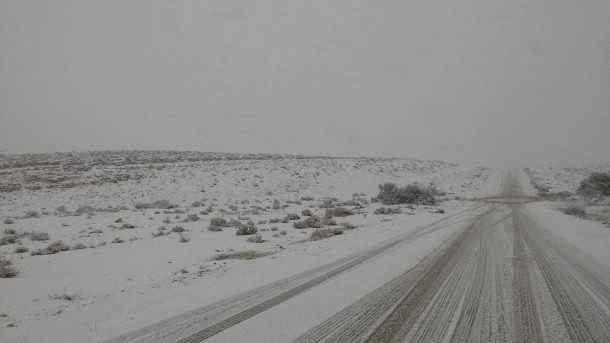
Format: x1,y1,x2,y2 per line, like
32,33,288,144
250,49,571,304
1,0,609,168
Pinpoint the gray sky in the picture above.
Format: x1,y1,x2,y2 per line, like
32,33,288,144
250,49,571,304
1,0,609,167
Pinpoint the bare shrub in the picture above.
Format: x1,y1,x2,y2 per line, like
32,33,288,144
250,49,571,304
135,200,178,210
72,243,88,250
301,209,313,217
326,207,353,217
0,235,18,246
272,199,281,210
284,213,301,221
310,228,343,241
246,234,265,243
294,215,323,229
31,241,70,255
561,202,586,217
178,233,190,243
0,256,18,278
171,226,185,233
340,222,357,230
14,246,28,253
152,227,169,237
30,231,50,241
213,250,272,260
25,210,40,218
373,183,436,205
374,207,402,215
578,172,610,198
186,214,200,222
236,221,258,236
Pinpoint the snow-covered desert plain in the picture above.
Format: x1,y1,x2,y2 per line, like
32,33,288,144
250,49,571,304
0,151,492,342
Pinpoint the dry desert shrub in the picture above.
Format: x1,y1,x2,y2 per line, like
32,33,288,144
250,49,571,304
293,215,323,229
213,250,272,261
31,241,70,255
236,221,258,236
310,228,343,241
373,183,437,205
0,256,18,278
30,231,50,241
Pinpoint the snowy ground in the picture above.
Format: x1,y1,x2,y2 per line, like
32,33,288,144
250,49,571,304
0,152,491,343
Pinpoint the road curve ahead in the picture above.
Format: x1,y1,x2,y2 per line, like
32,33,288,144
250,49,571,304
106,171,610,343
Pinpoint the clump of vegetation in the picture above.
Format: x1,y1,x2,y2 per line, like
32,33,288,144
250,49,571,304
30,231,50,241
294,216,323,229
3,228,16,235
325,207,353,217
213,250,272,260
72,243,88,250
14,246,29,254
374,207,402,215
135,200,178,210
283,213,301,221
236,221,258,236
0,256,18,278
171,226,185,233
246,234,265,243
25,210,40,218
373,183,437,205
301,209,313,217
561,202,586,217
31,241,71,255
578,172,610,198
3,218,14,225
272,199,281,210
0,235,19,246
340,222,357,230
186,214,200,222
178,233,190,243
152,226,170,237
208,217,231,231
310,228,343,241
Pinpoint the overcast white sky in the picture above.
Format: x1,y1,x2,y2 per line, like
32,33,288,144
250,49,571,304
1,0,609,166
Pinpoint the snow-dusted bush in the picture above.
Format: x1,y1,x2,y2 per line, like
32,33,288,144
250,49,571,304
31,241,70,255
293,216,323,229
0,256,18,278
236,221,258,236
30,231,50,241
373,183,436,205
310,228,343,241
578,172,610,198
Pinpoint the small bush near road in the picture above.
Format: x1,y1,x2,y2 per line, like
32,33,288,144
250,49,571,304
31,241,71,256
578,172,610,198
30,231,51,241
373,183,436,205
310,228,343,241
0,256,18,278
246,234,265,243
374,207,402,215
213,250,272,260
236,221,258,236
325,207,353,217
294,216,323,229
561,202,586,217
135,200,178,210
